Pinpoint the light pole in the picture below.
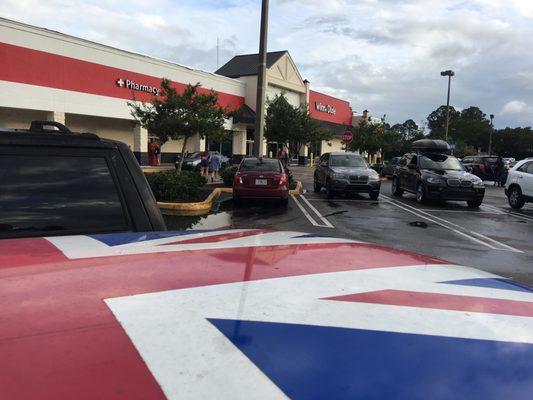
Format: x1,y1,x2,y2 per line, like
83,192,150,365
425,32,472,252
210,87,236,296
253,0,269,157
489,114,494,155
440,70,454,142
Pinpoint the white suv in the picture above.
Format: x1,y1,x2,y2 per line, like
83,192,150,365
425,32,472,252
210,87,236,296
504,158,533,209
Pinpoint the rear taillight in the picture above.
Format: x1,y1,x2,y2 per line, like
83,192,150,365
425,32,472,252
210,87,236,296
478,163,485,170
279,174,287,186
235,172,243,184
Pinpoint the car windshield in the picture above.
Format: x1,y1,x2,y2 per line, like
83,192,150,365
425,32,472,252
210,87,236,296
188,152,200,158
241,159,281,172
419,154,464,171
330,155,367,168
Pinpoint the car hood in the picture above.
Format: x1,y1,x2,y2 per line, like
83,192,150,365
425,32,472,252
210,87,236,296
1,229,531,399
423,169,480,180
330,166,374,175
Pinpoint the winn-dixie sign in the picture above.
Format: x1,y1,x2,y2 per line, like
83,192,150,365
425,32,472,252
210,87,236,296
315,101,336,115
116,78,160,95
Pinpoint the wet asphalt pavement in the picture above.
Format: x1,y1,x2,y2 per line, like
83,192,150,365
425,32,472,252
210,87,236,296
165,166,533,285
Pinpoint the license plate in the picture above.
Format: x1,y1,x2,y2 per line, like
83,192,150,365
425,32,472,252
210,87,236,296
255,179,268,186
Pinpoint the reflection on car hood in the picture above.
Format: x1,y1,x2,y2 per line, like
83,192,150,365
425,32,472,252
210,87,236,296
331,166,373,174
1,229,532,399
423,169,479,180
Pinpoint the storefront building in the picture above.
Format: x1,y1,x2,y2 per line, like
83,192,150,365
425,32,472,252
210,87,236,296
0,18,354,164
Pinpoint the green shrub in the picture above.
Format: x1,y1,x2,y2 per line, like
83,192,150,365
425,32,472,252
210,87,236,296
221,166,238,187
145,171,206,202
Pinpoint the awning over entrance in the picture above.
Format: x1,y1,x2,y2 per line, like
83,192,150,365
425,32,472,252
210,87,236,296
232,104,256,125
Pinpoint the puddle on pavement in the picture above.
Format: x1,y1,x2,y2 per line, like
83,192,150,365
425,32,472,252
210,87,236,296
164,210,233,230
409,221,428,228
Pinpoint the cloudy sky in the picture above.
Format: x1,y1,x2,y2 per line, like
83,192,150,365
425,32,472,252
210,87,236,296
2,0,533,128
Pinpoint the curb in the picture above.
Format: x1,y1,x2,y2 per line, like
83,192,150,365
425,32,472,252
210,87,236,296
157,181,303,216
142,166,175,174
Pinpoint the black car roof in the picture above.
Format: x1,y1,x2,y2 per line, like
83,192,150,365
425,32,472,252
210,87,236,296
0,128,118,149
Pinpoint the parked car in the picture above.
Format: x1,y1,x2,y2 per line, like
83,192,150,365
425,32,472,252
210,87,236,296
314,152,381,199
176,151,230,171
392,140,485,207
2,229,531,399
381,156,401,178
461,155,500,181
504,158,533,209
233,157,289,205
0,120,166,238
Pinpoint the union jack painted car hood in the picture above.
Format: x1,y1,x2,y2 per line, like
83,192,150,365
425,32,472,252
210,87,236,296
1,229,532,400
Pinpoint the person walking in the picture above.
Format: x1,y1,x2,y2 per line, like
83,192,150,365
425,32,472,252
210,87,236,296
494,156,505,187
209,152,222,183
200,151,210,178
147,138,160,166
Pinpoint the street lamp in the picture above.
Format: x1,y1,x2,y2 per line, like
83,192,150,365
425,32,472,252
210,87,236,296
254,0,269,157
489,114,494,155
440,70,455,142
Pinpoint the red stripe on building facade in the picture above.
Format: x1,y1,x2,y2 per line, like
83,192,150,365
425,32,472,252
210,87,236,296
0,42,244,111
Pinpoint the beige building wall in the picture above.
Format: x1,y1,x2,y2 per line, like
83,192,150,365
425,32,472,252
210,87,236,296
322,138,345,153
0,107,49,129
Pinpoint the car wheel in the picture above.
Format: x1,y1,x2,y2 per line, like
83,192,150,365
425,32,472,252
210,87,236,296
326,180,335,199
416,183,427,204
392,178,403,196
233,196,242,207
313,176,322,193
467,199,483,208
508,187,525,209
369,191,380,200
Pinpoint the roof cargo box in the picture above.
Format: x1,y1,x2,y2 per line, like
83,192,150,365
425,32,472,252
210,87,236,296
412,139,450,152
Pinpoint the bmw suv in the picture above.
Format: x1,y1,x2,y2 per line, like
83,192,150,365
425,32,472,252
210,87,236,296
314,152,381,199
392,140,485,207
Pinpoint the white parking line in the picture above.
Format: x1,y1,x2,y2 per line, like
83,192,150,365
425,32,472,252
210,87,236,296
290,195,334,229
291,194,320,227
482,204,533,222
300,194,334,228
381,195,524,253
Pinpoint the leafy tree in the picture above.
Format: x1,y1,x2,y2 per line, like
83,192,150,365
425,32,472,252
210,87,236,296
129,79,228,171
427,105,460,140
265,93,333,157
346,119,385,155
492,127,533,159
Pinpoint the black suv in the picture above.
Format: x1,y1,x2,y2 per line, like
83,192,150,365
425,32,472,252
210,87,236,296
0,121,166,238
314,152,381,199
392,140,485,207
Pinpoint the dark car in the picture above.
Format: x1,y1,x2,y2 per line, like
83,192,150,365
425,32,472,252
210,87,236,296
176,151,230,171
0,120,166,238
461,155,500,181
392,140,485,207
233,157,289,206
381,157,401,178
314,152,381,199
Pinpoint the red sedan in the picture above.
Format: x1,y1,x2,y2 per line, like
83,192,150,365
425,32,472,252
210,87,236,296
233,157,289,205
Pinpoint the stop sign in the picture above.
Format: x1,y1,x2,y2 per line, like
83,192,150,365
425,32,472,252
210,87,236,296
342,131,353,143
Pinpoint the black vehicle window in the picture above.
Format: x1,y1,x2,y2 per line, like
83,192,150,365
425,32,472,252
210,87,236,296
0,155,129,236
463,157,472,163
391,157,400,165
517,162,529,172
241,159,281,172
419,154,464,171
330,154,367,167
410,155,418,166
526,162,533,174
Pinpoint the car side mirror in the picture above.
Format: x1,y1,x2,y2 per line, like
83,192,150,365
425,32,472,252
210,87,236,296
407,164,416,170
